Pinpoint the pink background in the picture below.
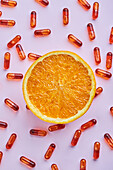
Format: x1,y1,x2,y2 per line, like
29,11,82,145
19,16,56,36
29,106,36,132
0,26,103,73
0,0,113,169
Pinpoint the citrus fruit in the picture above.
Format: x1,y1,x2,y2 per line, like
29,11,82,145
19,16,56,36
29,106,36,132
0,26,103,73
23,51,96,124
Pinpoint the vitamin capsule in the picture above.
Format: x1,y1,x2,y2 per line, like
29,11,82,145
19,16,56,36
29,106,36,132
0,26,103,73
93,47,101,65
28,53,41,60
95,68,112,79
92,2,99,20
80,159,86,170
81,119,97,131
34,29,51,36
0,20,15,26
16,44,26,60
95,87,103,97
44,143,56,159
87,23,95,40
68,34,82,47
6,73,23,80
109,27,113,44
30,11,36,28
4,52,10,69
0,11,2,17
104,133,113,149
35,0,49,7
20,156,36,168
30,129,47,136
4,98,19,111
71,129,81,146
106,52,112,69
0,152,3,163
51,164,59,170
48,124,65,132
110,107,113,116
7,35,21,48
1,0,17,7
78,0,91,10
26,105,30,110
93,142,100,160
63,8,69,25
0,121,8,128
6,133,17,149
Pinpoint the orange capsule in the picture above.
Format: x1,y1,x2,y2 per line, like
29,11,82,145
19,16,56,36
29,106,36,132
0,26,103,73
106,52,112,69
44,143,56,160
68,34,82,47
80,159,86,170
104,133,113,149
110,107,113,116
63,8,69,25
7,35,21,48
4,52,10,69
6,133,17,149
93,47,101,65
0,121,8,128
20,156,36,168
0,19,15,26
92,2,99,20
28,53,41,60
30,129,47,136
0,152,3,163
48,124,65,132
93,142,100,160
78,0,91,10
6,73,23,80
4,98,19,111
71,129,81,146
26,105,30,110
95,87,103,97
0,11,2,17
87,23,95,40
1,0,17,7
109,27,113,44
81,119,97,131
30,11,36,28
35,0,49,7
16,44,26,60
51,164,59,170
34,29,51,36
95,68,112,79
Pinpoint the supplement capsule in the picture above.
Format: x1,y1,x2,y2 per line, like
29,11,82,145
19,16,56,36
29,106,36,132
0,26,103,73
44,143,56,160
104,133,113,149
71,129,81,146
87,23,95,40
68,34,82,47
34,29,51,36
78,0,91,10
0,121,8,128
7,35,21,48
93,142,100,160
1,0,17,7
6,133,17,149
109,27,113,44
4,52,10,69
16,44,26,60
20,156,36,168
110,107,113,116
6,73,23,80
0,20,15,26
95,68,112,79
48,124,65,132
30,11,36,28
80,159,86,170
35,0,49,7
63,8,69,25
93,47,101,65
0,11,2,17
92,2,99,20
51,164,59,170
26,105,30,110
4,98,19,111
0,151,3,163
28,53,41,60
30,129,47,136
81,119,97,131
95,87,103,97
106,52,112,69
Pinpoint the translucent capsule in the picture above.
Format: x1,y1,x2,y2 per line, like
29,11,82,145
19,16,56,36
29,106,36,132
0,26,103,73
93,47,101,65
68,34,82,47
7,35,21,48
30,11,36,28
78,0,91,10
51,164,59,170
34,29,51,36
109,27,113,44
26,105,30,110
44,143,56,160
110,107,113,116
20,156,36,168
28,53,41,60
63,8,69,25
93,142,100,160
6,73,23,80
81,119,97,131
92,2,99,20
80,159,86,170
35,0,49,7
0,11,2,17
0,20,15,26
104,133,113,149
95,87,103,97
4,52,10,69
6,133,17,149
0,121,8,128
30,129,47,136
106,52,112,69
48,124,65,132
0,152,3,163
71,129,81,146
4,98,19,111
16,44,26,60
87,23,95,40
1,0,17,7
95,68,112,79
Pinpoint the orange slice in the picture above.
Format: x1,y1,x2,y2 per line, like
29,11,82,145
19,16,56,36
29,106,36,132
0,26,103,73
23,51,96,124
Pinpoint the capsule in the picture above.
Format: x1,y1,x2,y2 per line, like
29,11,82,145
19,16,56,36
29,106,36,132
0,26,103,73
109,27,113,44
95,87,103,97
6,73,23,80
20,156,36,168
48,124,65,132
30,129,47,136
6,133,17,149
95,68,112,79
4,52,10,69
16,44,26,60
110,107,113,116
106,52,112,69
80,159,86,170
35,0,49,7
7,35,21,48
44,143,56,160
93,47,101,65
78,0,91,10
0,121,8,128
104,133,113,149
34,29,51,36
51,164,59,170
93,142,100,160
26,105,30,110
68,34,82,47
30,11,36,28
63,8,69,25
71,129,81,146
1,0,17,7
28,53,41,60
81,119,97,131
0,152,3,163
4,98,19,111
0,20,15,26
0,11,2,17
92,2,99,20
87,23,95,40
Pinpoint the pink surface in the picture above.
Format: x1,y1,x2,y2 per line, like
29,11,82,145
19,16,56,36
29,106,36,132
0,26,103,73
0,0,113,169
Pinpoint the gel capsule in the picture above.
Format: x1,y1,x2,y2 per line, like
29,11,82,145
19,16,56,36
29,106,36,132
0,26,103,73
81,119,97,131
92,2,99,20
68,34,82,47
93,47,101,65
110,107,113,116
30,129,47,136
7,35,21,48
104,133,113,149
63,8,69,25
109,27,113,44
0,121,8,128
95,68,112,79
6,73,23,80
4,52,10,69
106,52,112,69
95,87,103,97
4,98,19,111
93,142,100,160
34,29,51,36
16,44,26,60
6,133,17,149
48,124,65,132
80,159,86,170
35,0,49,7
87,23,95,40
28,53,41,60
44,143,56,160
71,129,81,146
78,0,91,10
1,0,17,7
0,152,3,163
20,156,36,168
26,105,30,110
51,164,59,170
30,11,36,28
0,11,2,17
0,20,15,26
